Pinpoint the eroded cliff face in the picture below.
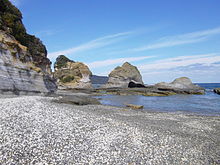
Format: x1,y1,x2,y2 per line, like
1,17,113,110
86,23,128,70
0,0,56,94
54,55,92,89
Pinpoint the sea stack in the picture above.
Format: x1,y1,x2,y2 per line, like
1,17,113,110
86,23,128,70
103,62,144,88
54,55,92,89
0,0,57,94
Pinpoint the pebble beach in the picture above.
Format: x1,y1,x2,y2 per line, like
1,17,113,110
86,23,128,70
0,96,219,164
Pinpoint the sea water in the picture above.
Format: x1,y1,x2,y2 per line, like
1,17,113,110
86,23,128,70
95,83,220,116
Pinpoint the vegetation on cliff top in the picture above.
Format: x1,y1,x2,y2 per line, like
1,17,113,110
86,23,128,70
0,0,47,58
54,55,75,69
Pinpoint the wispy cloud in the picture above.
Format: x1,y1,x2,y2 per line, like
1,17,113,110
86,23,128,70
139,53,220,72
132,27,220,51
48,31,136,59
138,53,220,83
87,56,155,69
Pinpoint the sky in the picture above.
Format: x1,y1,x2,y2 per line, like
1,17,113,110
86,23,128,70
10,0,220,83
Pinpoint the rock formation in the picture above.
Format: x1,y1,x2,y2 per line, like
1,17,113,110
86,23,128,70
103,62,144,88
155,77,205,94
0,0,57,94
214,88,220,95
54,55,92,89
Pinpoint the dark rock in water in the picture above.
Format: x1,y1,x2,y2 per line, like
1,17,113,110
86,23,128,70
214,88,220,95
128,81,146,88
53,95,100,105
0,0,57,94
155,77,205,95
103,62,144,88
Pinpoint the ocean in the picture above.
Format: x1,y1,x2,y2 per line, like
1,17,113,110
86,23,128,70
95,83,220,116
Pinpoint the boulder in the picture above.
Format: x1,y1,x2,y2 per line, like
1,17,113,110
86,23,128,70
0,1,57,94
54,55,92,89
125,104,144,109
155,77,205,94
103,62,144,88
214,88,220,95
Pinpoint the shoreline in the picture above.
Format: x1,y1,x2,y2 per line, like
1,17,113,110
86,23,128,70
0,95,219,164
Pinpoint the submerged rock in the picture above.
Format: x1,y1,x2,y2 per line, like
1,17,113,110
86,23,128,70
103,62,144,88
0,1,56,94
155,77,205,94
214,88,220,95
54,55,92,89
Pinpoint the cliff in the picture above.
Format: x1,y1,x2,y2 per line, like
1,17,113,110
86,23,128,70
0,0,57,94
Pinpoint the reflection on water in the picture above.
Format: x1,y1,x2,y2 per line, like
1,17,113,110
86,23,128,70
95,83,220,116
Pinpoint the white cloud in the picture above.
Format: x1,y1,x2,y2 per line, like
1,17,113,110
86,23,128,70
48,31,135,59
132,27,220,51
139,53,220,83
87,56,155,69
139,53,220,72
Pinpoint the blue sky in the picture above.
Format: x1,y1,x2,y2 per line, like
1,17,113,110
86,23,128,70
11,0,220,83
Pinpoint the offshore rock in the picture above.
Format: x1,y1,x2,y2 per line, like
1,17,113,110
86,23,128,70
54,55,92,89
155,77,205,94
103,62,144,88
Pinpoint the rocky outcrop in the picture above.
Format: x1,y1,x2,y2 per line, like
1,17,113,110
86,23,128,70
155,77,205,94
54,55,92,89
0,0,57,94
103,62,144,88
214,88,220,95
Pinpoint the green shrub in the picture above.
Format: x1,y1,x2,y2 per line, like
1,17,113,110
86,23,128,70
61,76,75,83
55,55,74,69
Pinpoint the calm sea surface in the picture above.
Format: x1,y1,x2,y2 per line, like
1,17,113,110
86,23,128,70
95,83,220,116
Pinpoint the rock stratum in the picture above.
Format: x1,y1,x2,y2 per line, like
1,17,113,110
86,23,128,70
54,55,92,89
103,62,144,88
0,0,57,94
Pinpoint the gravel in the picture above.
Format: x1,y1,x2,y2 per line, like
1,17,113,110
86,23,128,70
0,96,219,164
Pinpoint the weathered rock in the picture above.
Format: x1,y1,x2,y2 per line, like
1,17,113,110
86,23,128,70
0,0,56,95
54,55,92,89
214,88,220,95
125,104,144,109
97,87,176,96
155,77,205,94
53,95,100,105
103,62,144,88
